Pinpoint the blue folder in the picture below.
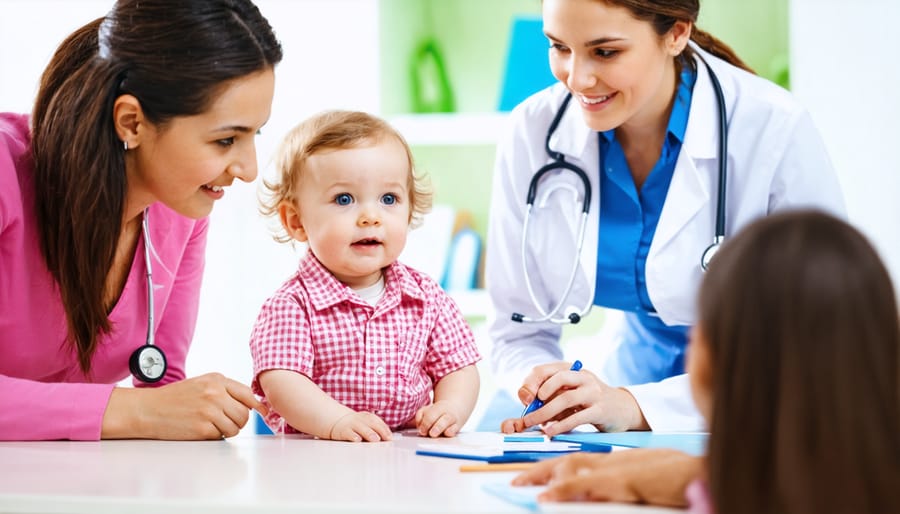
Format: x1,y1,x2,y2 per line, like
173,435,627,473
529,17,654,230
551,431,709,457
415,440,611,463
498,16,557,111
415,449,604,463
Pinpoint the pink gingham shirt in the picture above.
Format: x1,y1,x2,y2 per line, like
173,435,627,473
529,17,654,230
250,252,480,433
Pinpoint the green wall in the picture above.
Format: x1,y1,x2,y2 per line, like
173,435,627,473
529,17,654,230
380,0,542,115
380,0,789,237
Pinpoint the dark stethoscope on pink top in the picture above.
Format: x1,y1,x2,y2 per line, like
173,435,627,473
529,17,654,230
511,55,728,326
129,209,167,383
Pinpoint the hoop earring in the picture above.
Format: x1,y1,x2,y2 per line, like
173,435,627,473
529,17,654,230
123,140,129,151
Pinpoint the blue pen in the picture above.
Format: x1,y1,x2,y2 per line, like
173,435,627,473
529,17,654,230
521,360,583,417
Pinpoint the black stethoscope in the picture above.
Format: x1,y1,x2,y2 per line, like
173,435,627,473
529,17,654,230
128,209,168,383
512,54,728,325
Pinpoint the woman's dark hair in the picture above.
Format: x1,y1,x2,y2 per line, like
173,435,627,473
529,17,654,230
31,0,283,374
604,0,754,74
698,210,900,513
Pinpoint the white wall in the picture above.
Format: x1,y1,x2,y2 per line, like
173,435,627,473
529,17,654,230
0,0,382,390
790,0,900,285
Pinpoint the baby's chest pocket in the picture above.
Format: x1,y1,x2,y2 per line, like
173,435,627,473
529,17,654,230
396,320,432,380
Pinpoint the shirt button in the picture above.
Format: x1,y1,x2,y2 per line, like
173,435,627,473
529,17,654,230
375,366,385,376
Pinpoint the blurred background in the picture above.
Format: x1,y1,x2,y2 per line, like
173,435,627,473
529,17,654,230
1,0,897,433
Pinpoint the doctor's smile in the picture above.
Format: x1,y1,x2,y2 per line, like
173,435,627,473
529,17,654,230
577,93,616,109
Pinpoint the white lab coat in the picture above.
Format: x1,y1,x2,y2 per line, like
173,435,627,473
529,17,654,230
486,46,846,431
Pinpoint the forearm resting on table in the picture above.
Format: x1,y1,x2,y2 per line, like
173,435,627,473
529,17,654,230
102,387,147,439
258,369,352,438
432,365,480,425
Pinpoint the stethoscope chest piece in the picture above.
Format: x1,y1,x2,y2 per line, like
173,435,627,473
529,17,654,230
129,344,167,383
700,236,724,271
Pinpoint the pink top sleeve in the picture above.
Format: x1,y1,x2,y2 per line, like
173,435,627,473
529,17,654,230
685,478,714,514
0,113,209,440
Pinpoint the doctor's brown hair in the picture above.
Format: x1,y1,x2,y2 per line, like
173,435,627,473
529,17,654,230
31,0,283,374
697,210,900,514
602,0,754,73
261,110,432,243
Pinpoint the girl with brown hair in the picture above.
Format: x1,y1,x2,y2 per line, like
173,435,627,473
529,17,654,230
512,210,900,513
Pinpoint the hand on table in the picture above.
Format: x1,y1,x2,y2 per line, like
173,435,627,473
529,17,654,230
415,399,465,438
499,361,649,435
103,372,266,440
511,449,702,507
328,411,393,442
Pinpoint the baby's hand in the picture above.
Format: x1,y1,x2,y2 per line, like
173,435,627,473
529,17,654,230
415,400,462,438
328,411,392,442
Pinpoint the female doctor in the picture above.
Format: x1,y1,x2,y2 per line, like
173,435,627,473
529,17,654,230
487,0,845,434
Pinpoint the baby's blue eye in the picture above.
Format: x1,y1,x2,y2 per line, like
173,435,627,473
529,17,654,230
381,193,397,205
335,193,353,206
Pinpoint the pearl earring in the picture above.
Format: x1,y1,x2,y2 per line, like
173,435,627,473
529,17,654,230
123,140,129,151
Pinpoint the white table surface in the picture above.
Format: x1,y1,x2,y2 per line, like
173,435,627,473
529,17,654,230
0,432,684,514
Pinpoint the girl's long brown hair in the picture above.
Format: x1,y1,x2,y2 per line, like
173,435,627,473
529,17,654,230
31,0,283,374
698,210,900,513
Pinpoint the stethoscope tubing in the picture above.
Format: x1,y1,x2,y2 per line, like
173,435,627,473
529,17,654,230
130,208,167,383
514,52,728,324
518,204,594,324
141,209,155,348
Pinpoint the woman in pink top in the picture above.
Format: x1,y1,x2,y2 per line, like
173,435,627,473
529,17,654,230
0,0,283,441
510,211,900,513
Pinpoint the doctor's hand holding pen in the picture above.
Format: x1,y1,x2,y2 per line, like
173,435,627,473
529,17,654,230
499,360,649,436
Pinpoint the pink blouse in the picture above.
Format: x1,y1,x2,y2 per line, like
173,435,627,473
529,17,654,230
0,113,209,440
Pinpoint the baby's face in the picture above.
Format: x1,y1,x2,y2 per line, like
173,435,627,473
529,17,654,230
291,137,412,288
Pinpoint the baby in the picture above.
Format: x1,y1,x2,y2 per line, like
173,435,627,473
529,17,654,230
250,110,481,442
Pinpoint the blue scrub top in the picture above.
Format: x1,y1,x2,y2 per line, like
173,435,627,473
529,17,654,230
594,63,697,386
